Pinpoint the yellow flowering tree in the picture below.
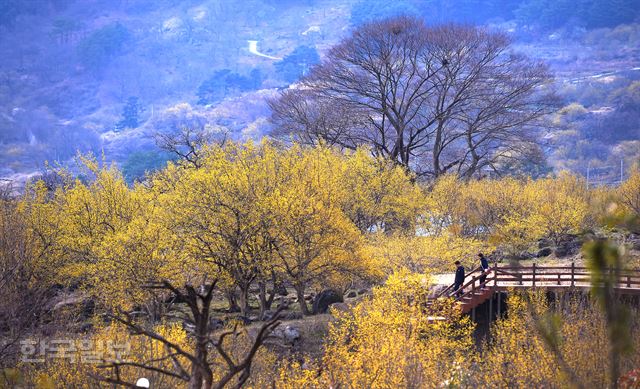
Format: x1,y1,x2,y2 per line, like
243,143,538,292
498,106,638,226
619,169,640,217
267,145,373,314
341,148,425,234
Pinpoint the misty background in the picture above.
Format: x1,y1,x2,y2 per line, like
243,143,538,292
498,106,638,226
0,0,639,185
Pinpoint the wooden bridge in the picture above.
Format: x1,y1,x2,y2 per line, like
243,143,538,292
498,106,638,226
432,263,640,315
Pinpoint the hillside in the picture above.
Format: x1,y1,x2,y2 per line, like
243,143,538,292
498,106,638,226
0,0,639,185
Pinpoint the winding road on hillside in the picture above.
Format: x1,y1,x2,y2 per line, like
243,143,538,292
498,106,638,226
247,40,282,60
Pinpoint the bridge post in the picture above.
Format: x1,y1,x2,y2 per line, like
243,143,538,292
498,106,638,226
628,275,631,288
471,276,476,301
532,263,536,288
489,289,493,321
571,262,575,288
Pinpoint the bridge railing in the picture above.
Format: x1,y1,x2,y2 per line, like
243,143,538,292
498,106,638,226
493,264,640,289
441,263,640,304
433,265,484,299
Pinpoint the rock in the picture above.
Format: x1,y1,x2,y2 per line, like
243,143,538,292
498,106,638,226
261,310,276,321
329,302,349,314
182,322,196,334
346,291,357,298
277,297,290,309
627,234,640,250
209,318,224,330
80,298,95,320
163,292,188,305
537,247,553,257
79,323,93,333
283,325,300,345
554,245,568,257
304,293,315,301
312,289,343,314
554,241,581,258
274,283,288,296
538,238,553,249
283,311,303,320
559,233,580,243
429,284,447,298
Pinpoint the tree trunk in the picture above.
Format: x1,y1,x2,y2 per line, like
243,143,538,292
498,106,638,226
257,273,277,318
294,284,310,316
188,284,214,389
238,283,251,317
145,297,165,323
188,363,204,389
225,288,240,313
258,281,273,319
266,281,276,310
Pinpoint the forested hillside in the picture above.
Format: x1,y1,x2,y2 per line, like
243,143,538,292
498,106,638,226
0,0,347,183
0,0,638,185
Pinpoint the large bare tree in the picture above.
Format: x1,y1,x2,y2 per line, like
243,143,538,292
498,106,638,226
270,17,558,178
95,280,283,389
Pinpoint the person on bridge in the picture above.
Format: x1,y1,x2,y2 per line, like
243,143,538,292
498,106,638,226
453,261,465,297
479,253,489,286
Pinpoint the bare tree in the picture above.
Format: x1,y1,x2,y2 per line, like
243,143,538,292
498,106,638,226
154,127,228,169
0,189,59,368
95,280,283,389
269,17,557,178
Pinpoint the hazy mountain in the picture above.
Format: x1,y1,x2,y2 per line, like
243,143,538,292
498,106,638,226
1,0,639,185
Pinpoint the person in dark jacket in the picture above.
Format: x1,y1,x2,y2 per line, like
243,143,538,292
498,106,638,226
479,253,489,286
453,260,465,297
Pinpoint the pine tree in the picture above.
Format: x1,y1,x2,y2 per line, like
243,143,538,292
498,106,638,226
115,96,142,131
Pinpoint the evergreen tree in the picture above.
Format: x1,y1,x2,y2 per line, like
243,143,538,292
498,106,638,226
196,69,257,105
115,96,142,131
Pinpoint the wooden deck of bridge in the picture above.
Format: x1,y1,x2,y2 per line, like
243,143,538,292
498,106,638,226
432,264,640,314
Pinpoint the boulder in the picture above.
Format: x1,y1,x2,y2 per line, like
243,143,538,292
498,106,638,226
428,284,447,298
628,234,640,250
283,325,301,345
182,322,196,334
209,318,224,330
277,297,290,309
538,238,553,249
274,283,289,296
312,289,343,314
283,311,303,320
261,310,276,322
346,291,357,298
329,302,350,314
554,241,581,258
79,323,93,333
537,247,553,257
